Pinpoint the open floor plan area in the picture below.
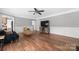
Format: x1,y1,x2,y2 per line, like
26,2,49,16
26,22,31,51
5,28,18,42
0,8,79,51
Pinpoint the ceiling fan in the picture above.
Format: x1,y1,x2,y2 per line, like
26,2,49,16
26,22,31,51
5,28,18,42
28,8,44,15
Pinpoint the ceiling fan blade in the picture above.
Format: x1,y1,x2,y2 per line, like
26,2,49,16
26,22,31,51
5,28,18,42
28,11,35,12
38,10,44,12
38,12,42,15
29,8,44,15
34,8,38,11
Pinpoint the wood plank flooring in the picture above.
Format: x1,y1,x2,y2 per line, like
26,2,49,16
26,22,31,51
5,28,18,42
2,32,79,51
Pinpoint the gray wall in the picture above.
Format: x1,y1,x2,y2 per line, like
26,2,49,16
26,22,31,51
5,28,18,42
40,11,79,27
14,17,34,33
39,11,79,38
14,17,33,26
0,13,35,33
0,14,2,29
0,18,2,30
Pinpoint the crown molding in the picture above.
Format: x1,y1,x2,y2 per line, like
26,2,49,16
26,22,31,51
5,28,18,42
36,9,79,19
0,9,79,20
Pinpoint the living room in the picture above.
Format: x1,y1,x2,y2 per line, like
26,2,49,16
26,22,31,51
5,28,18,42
0,8,79,51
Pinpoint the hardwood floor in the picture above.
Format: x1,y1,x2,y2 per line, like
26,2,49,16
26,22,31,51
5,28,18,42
2,32,79,51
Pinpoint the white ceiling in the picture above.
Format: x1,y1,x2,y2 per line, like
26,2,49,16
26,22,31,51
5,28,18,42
0,8,79,19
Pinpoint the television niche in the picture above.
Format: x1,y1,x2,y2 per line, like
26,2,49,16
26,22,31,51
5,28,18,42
40,20,50,34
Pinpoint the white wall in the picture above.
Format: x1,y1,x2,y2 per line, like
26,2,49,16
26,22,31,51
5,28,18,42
35,19,40,31
50,27,79,38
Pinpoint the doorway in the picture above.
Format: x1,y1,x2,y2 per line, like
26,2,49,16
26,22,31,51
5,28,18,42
7,18,14,32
